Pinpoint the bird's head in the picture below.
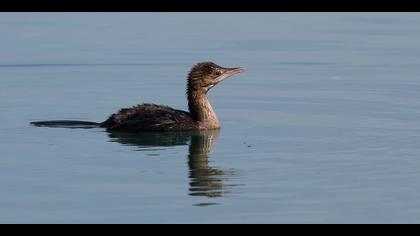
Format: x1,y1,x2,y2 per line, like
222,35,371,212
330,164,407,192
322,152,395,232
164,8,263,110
187,62,244,94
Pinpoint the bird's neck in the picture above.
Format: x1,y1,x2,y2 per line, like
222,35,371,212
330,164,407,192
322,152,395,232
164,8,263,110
188,90,220,129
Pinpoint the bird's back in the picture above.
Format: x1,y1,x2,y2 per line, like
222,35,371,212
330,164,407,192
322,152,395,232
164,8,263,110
101,103,199,132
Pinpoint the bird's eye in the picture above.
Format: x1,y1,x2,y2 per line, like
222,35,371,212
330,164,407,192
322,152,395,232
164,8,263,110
215,71,222,76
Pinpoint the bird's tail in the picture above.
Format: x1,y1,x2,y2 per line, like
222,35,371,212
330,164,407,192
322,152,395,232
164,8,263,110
30,120,101,129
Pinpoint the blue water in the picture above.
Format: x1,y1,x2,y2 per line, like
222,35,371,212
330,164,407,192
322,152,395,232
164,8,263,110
1,13,420,223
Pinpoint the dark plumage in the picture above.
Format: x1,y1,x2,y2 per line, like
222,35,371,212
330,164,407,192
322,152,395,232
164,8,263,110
31,61,244,133
100,103,197,132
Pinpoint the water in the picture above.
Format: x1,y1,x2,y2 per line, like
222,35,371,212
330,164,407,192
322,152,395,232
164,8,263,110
1,13,420,223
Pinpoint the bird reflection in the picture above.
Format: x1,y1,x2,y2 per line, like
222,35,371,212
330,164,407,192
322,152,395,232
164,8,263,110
107,129,234,199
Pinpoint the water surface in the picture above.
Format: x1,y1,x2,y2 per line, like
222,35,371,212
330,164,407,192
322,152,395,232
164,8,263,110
1,13,420,223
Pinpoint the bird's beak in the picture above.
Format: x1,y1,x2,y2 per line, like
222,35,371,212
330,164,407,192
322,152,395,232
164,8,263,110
216,66,244,83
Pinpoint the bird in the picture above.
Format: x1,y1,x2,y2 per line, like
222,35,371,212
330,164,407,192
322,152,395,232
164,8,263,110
31,62,244,133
